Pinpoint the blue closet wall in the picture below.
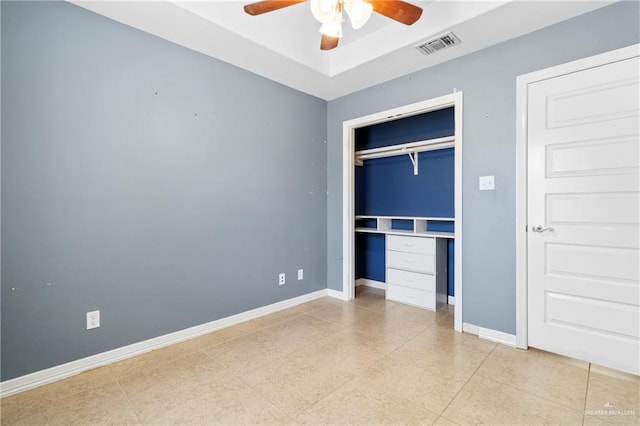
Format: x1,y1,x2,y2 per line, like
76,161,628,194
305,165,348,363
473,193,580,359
355,149,454,217
355,107,454,150
355,108,455,295
355,234,386,285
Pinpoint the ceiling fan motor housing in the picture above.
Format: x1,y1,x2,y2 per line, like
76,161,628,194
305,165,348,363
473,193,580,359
244,0,423,50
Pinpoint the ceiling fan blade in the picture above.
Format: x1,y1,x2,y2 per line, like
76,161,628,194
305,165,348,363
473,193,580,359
369,1,423,25
320,35,339,50
244,0,307,16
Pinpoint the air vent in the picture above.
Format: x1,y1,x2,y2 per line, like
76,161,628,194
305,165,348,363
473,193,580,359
415,32,461,55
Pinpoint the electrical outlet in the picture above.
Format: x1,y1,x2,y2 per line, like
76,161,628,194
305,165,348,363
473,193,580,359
278,273,286,285
298,269,304,280
86,310,100,330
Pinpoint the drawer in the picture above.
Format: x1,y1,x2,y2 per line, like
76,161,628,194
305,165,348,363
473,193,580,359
386,283,436,311
387,268,435,292
387,235,435,255
386,250,434,274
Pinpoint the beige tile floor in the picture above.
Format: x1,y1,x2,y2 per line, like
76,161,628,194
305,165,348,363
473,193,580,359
2,287,639,425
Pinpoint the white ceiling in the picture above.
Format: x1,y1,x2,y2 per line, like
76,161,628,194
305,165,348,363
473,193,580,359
71,0,615,100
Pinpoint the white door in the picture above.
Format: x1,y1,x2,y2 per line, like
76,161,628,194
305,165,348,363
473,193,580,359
527,54,640,375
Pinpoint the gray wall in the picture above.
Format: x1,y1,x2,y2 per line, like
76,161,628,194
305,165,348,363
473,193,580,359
1,1,327,381
327,1,640,334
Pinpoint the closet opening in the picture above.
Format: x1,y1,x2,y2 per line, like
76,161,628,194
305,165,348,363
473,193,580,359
342,92,463,332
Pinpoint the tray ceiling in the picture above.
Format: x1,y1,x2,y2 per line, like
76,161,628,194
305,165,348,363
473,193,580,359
70,0,615,100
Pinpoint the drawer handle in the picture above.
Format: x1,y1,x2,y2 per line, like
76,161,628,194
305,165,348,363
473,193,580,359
403,243,415,247
404,259,415,264
405,293,415,299
404,278,415,283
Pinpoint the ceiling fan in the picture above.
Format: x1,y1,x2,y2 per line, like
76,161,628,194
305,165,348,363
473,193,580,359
243,0,423,51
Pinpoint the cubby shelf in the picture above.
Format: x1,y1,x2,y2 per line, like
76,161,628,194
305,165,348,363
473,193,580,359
355,215,455,239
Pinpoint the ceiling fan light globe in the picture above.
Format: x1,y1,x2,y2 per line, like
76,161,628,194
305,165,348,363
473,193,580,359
319,21,343,38
344,0,372,29
310,0,338,23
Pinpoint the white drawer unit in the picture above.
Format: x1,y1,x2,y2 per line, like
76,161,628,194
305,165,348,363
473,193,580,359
387,235,435,254
385,235,447,311
386,251,434,274
387,268,435,292
387,284,436,311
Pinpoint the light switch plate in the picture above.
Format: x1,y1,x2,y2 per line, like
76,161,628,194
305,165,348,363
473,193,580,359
479,175,495,191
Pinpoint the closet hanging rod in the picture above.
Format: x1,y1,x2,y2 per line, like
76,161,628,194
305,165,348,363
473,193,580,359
355,135,455,161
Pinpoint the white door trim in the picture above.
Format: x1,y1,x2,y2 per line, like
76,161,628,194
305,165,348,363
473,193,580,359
342,92,463,332
515,43,640,349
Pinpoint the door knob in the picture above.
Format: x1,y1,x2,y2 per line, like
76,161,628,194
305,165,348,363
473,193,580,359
531,225,554,233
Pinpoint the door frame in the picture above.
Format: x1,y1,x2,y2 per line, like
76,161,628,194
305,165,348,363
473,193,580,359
514,43,640,349
342,92,464,332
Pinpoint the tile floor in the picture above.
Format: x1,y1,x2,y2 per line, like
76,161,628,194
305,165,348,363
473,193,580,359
2,287,639,425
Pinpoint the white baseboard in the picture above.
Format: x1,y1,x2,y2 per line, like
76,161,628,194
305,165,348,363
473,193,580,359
327,288,348,300
462,323,479,335
462,322,517,347
448,296,455,305
355,278,386,290
0,289,328,398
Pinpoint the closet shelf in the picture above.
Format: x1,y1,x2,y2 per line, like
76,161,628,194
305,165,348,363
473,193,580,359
355,215,454,239
354,135,455,175
355,228,454,239
356,215,454,220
